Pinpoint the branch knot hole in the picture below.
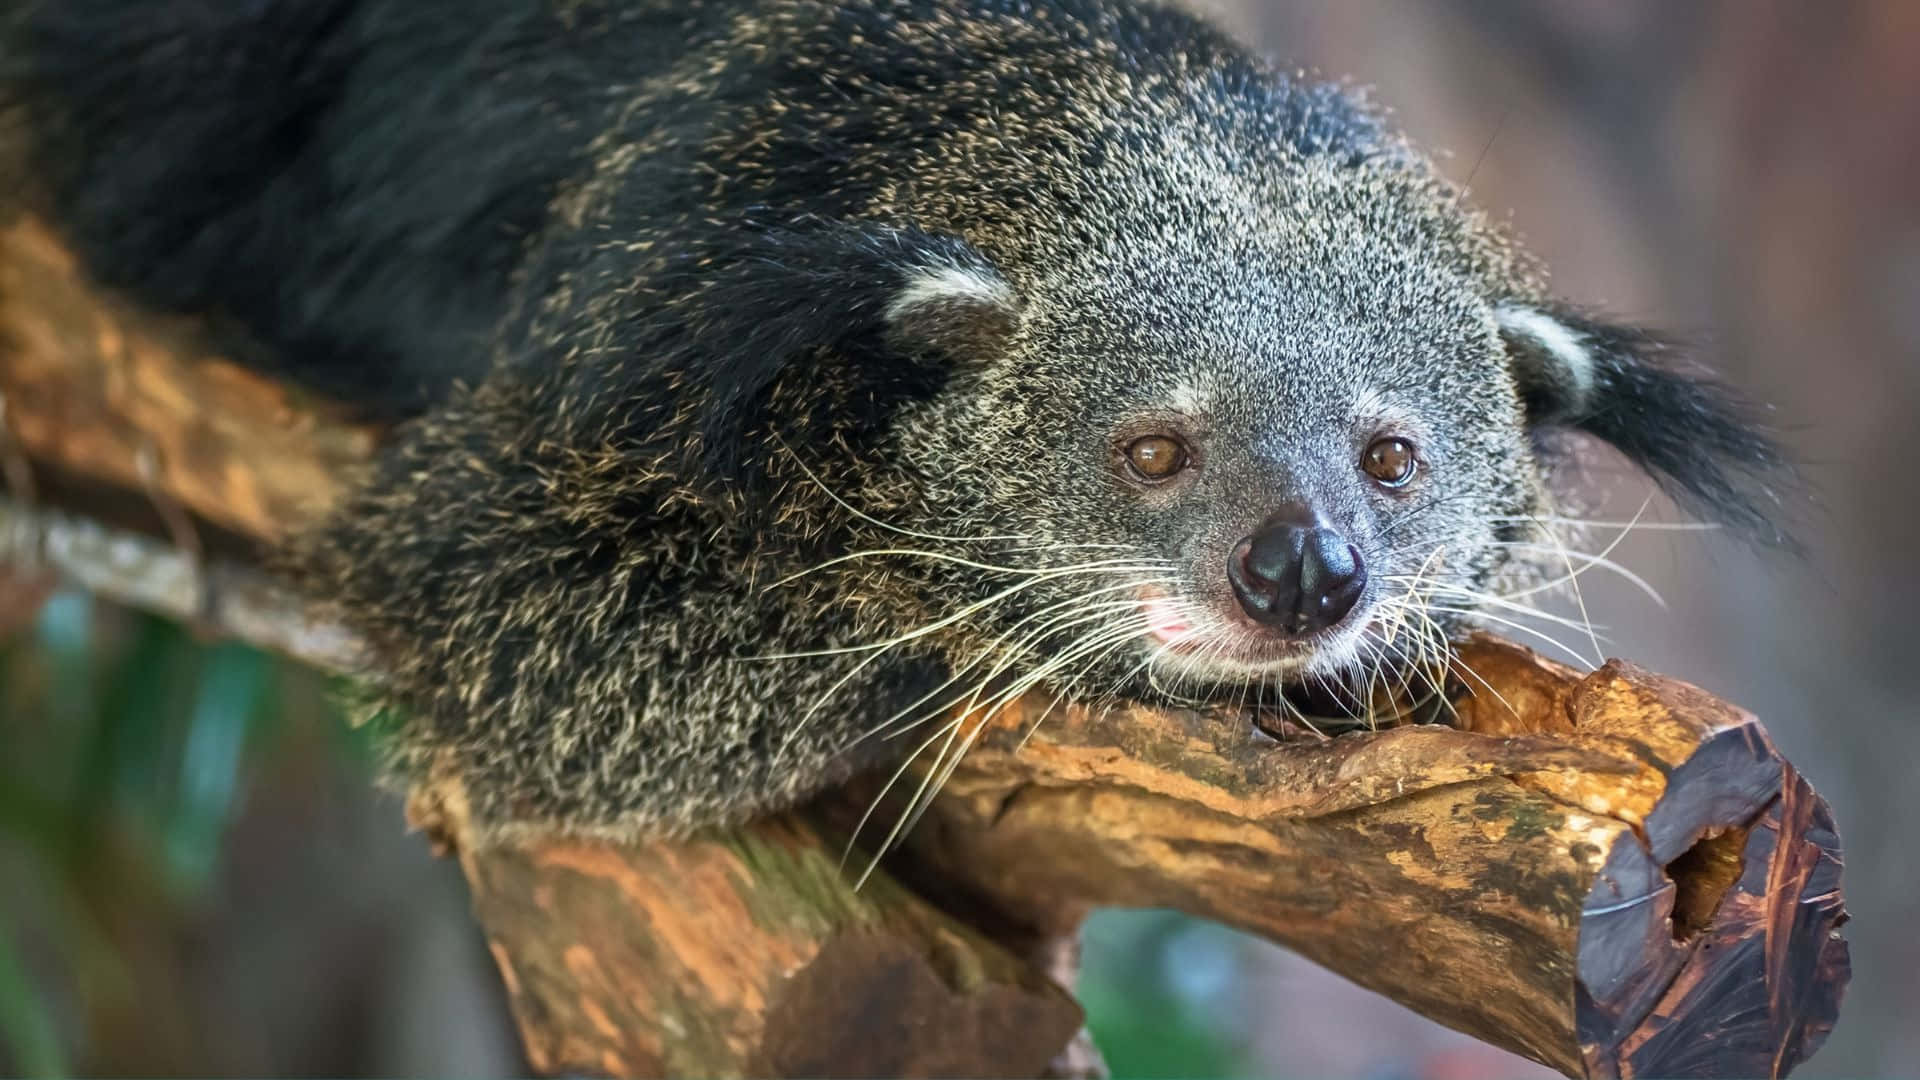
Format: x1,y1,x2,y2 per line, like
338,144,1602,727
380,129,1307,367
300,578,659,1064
1666,826,1749,941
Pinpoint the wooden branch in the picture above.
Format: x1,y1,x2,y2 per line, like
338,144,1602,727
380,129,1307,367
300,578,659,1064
0,213,1851,1078
404,777,1084,1078
897,643,1848,1077
0,219,372,542
0,498,366,672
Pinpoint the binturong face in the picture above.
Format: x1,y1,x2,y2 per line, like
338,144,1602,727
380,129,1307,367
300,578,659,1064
987,256,1538,706
869,157,1787,724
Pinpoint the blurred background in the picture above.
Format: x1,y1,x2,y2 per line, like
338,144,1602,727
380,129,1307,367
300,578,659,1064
3,0,1916,1076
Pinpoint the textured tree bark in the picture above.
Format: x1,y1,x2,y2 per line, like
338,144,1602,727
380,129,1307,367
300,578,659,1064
0,214,1851,1078
892,642,1848,1078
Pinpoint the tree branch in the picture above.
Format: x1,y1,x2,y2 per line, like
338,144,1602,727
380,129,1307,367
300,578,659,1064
0,213,1851,1078
0,497,366,672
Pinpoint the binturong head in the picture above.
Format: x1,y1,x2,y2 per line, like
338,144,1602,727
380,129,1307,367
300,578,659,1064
849,161,1790,719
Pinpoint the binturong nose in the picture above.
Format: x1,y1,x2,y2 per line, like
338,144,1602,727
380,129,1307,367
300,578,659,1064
1226,506,1367,636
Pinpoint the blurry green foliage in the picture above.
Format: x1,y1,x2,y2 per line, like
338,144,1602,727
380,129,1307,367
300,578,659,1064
0,588,368,1077
1080,909,1255,1079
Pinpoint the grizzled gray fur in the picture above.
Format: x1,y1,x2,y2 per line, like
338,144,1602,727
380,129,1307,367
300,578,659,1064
5,0,1787,840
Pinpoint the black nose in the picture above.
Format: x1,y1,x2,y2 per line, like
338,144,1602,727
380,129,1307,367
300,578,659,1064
1226,511,1367,635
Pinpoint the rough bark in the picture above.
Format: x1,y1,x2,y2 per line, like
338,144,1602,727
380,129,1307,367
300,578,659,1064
896,642,1847,1077
0,214,1851,1078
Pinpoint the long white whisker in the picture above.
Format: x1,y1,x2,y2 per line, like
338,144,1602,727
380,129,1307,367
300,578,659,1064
910,615,1156,828
1519,498,1659,608
767,550,1167,591
777,572,1167,766
854,583,1170,746
1484,514,1719,532
869,593,1159,744
777,435,1030,544
1022,623,1152,748
847,713,965,888
1423,604,1594,668
1539,514,1605,665
750,561,1172,661
1384,579,1611,636
874,612,1160,874
1486,542,1667,607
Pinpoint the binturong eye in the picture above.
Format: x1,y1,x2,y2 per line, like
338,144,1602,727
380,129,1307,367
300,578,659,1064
1124,434,1190,481
1363,436,1419,488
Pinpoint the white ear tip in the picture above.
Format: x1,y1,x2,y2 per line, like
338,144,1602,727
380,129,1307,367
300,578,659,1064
1497,304,1597,401
887,264,1016,323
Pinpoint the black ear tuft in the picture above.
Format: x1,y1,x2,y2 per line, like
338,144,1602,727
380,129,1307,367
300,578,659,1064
644,219,1018,484
1497,303,1798,547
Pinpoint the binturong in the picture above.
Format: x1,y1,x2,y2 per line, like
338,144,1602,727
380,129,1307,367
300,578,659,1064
4,0,1792,843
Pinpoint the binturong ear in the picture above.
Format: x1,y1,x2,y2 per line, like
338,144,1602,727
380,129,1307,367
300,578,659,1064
883,261,1022,362
1495,302,1797,546
662,220,1020,483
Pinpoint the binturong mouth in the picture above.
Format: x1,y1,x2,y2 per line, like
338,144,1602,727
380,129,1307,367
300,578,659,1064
1135,504,1384,673
1137,582,1343,671
1135,583,1455,734
1125,500,1464,734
